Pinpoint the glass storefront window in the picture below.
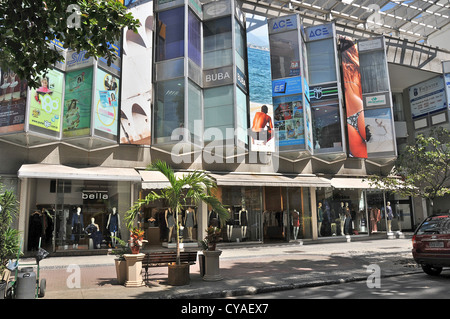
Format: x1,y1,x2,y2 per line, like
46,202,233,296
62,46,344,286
27,179,132,252
154,78,185,144
219,186,262,242
306,38,337,85
234,19,246,72
311,100,342,151
287,187,312,241
269,30,300,79
316,187,368,237
188,9,201,67
236,87,248,144
204,85,234,141
156,7,185,62
203,17,232,69
187,80,202,142
359,50,389,94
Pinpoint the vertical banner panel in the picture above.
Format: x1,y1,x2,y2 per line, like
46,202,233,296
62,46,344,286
28,69,64,134
63,67,93,137
120,1,153,145
250,102,275,152
339,36,367,158
94,68,119,139
0,68,27,133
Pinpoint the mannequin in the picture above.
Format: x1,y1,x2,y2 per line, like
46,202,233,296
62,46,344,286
317,202,323,237
339,202,345,236
86,217,102,249
226,208,234,241
184,206,196,242
165,208,176,243
107,207,120,247
386,201,393,232
239,207,248,240
71,206,84,249
291,209,300,240
208,209,220,228
344,203,352,235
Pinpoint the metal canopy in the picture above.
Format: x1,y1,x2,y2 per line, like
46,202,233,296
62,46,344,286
241,0,450,43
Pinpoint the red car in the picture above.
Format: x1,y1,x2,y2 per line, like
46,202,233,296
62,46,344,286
412,214,450,275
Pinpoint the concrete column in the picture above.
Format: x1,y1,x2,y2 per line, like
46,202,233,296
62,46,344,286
310,187,318,241
197,200,208,243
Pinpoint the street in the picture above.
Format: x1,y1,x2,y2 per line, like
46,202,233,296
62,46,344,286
225,271,450,299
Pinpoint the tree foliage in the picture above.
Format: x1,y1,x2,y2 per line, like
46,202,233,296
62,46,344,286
0,189,19,270
369,127,450,208
0,0,139,88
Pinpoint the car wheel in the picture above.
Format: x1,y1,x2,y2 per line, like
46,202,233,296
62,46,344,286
421,264,443,276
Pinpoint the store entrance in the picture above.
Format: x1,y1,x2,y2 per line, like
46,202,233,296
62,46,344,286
263,187,287,242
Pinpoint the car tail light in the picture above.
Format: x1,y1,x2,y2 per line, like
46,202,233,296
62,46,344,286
412,235,417,248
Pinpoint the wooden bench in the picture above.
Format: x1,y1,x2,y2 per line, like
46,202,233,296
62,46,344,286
142,251,198,281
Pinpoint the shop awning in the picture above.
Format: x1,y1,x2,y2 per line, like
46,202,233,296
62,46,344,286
328,177,376,189
209,173,331,188
18,164,142,182
139,170,190,189
140,170,331,189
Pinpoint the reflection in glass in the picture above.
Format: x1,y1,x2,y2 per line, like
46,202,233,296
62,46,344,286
269,30,300,79
156,7,185,62
311,100,342,150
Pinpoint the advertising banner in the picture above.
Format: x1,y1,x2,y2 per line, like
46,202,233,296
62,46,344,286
364,108,395,155
94,68,119,139
273,95,304,147
0,68,27,134
29,69,64,133
272,76,303,97
63,67,93,137
250,102,275,152
409,75,446,119
120,1,153,145
339,36,367,158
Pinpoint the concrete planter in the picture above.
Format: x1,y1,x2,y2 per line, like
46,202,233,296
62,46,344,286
115,259,127,285
168,263,190,286
203,250,223,281
123,253,145,287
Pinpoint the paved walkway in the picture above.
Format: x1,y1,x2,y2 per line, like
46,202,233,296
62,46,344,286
24,234,419,299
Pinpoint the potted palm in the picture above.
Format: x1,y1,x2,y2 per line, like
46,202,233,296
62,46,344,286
125,160,229,286
200,226,224,281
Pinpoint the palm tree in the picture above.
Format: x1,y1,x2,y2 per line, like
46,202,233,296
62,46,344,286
125,160,229,265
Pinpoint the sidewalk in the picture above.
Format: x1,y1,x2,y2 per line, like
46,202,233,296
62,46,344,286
35,234,420,299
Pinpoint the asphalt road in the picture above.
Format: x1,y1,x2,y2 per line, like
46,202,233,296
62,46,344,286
225,271,450,299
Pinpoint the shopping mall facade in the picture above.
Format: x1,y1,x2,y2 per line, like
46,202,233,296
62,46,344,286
1,0,450,254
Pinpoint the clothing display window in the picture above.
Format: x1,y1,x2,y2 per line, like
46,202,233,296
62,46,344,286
25,178,131,252
316,188,368,237
219,186,262,242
